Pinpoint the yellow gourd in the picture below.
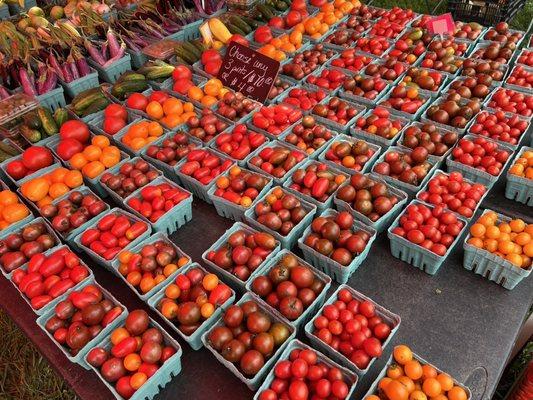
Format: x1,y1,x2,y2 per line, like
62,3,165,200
208,18,232,44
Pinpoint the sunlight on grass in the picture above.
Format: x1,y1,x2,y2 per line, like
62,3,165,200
0,310,77,400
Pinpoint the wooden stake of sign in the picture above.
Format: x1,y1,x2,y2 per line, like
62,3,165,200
217,42,280,104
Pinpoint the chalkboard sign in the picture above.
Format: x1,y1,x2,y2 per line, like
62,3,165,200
217,42,280,104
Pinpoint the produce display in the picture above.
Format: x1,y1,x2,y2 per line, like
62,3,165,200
212,166,271,208
144,131,201,167
87,310,178,398
467,212,532,268
0,220,59,274
248,144,307,180
11,245,91,310
418,172,487,218
4,146,56,181
154,264,233,334
309,287,395,370
40,189,108,237
249,187,313,238
19,166,83,207
450,136,510,176
287,162,347,204
364,344,469,400
249,252,327,321
211,124,267,162
372,146,436,188
100,158,161,200
282,116,335,154
0,190,30,231
302,211,372,266
43,282,124,354
391,202,465,256
256,344,355,400
1,1,532,398
322,136,377,172
79,212,149,261
205,298,292,378
204,227,279,282
336,173,403,223
116,236,190,295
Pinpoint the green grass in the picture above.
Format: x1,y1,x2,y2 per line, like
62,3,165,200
0,310,77,400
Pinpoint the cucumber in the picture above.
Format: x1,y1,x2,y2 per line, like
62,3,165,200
20,125,42,143
175,45,198,64
192,40,207,53
257,4,275,19
80,97,110,118
226,23,246,36
72,88,105,112
37,107,58,136
239,16,261,29
23,111,42,130
181,41,201,59
119,72,146,82
275,1,288,11
111,80,149,100
229,15,252,34
53,108,69,127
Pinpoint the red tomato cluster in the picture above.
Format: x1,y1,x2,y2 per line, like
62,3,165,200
387,40,425,64
330,49,375,72
178,149,233,185
380,86,427,115
284,116,334,155
517,50,533,67
281,88,328,111
470,110,529,145
5,146,54,181
172,65,195,90
213,124,267,161
364,58,407,82
369,7,415,38
213,166,271,207
156,266,233,333
187,108,230,143
145,132,200,167
312,287,393,370
199,50,223,77
80,213,149,260
250,252,326,321
303,212,371,266
205,229,278,281
252,105,303,136
216,92,259,122
41,190,107,236
391,203,465,256
87,310,177,399
354,107,404,139
288,162,346,203
252,188,310,237
127,182,190,223
487,88,533,117
342,75,388,100
44,283,124,354
418,172,487,218
312,97,361,125
100,158,160,200
258,347,352,400
248,145,306,179
102,104,128,135
324,139,376,172
354,36,390,55
506,65,533,89
451,137,510,176
373,147,433,187
0,221,58,273
11,247,91,310
307,69,347,90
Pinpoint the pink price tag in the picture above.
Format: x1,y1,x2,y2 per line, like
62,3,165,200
426,13,455,35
